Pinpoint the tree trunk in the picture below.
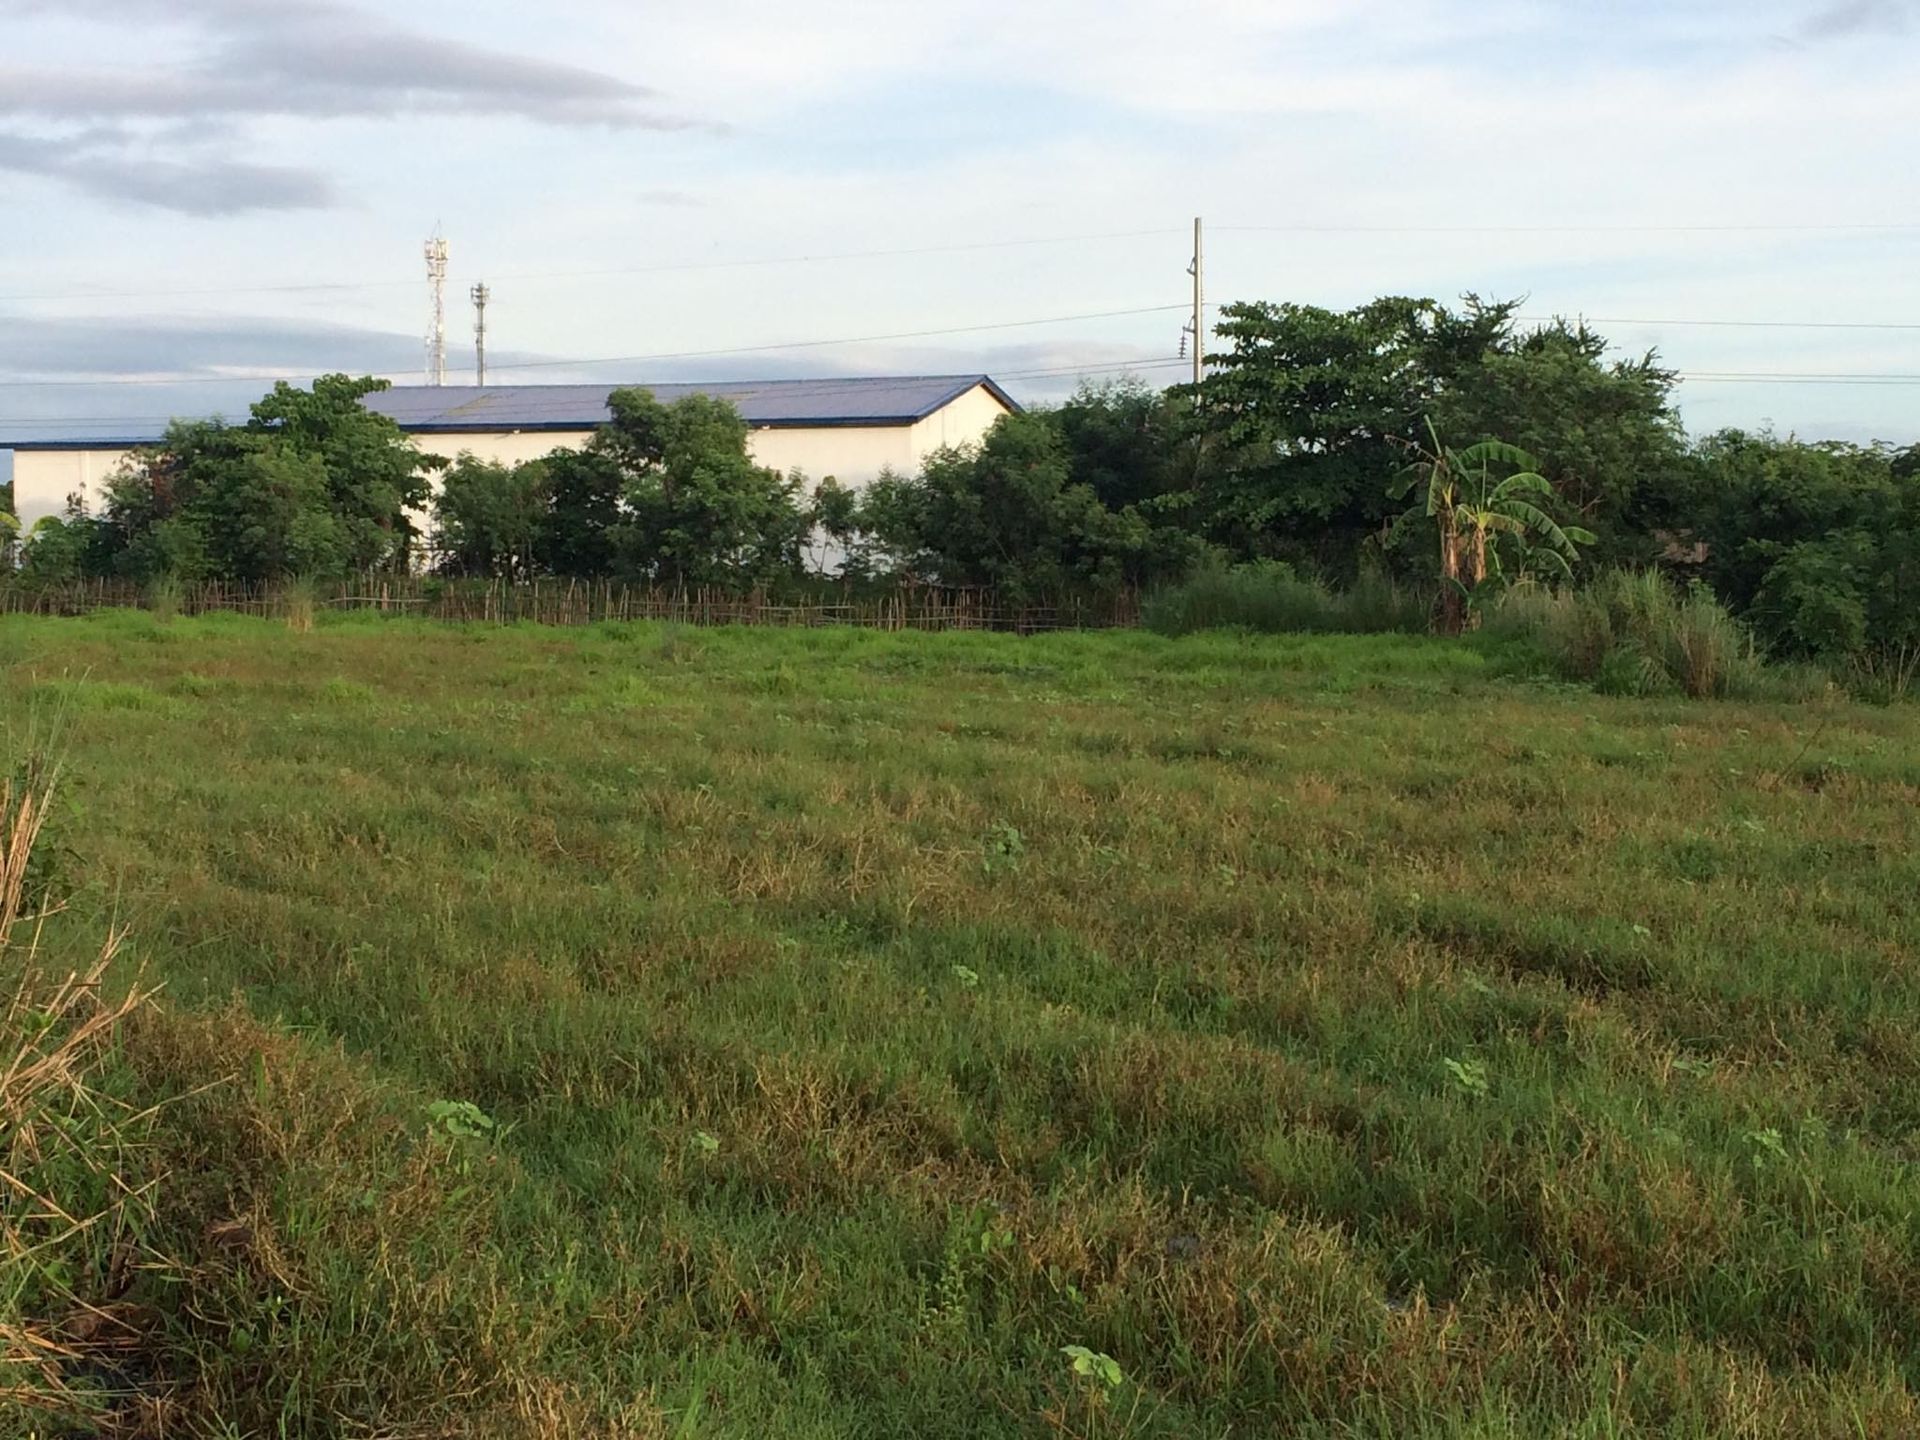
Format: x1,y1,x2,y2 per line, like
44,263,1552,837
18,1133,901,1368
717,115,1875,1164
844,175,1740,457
1437,518,1465,636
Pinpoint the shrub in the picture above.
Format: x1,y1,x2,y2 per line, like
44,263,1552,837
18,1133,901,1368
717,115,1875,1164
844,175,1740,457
1490,571,1769,699
1143,561,1426,637
280,574,318,634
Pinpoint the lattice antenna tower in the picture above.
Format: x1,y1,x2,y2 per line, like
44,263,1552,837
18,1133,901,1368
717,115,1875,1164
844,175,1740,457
424,233,450,386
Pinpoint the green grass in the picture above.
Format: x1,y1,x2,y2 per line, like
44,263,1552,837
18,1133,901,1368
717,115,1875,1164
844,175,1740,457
3,608,1919,1437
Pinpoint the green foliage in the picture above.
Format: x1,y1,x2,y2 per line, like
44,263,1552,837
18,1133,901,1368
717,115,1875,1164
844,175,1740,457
981,819,1026,875
1431,320,1689,563
1143,560,1427,636
1487,571,1775,699
1189,295,1681,571
1049,376,1189,512
1694,431,1920,668
426,1097,497,1141
534,447,624,578
1391,422,1597,631
1442,1057,1490,1098
598,388,808,588
77,375,434,585
431,455,545,579
853,411,1178,600
15,511,96,585
1063,1345,1126,1389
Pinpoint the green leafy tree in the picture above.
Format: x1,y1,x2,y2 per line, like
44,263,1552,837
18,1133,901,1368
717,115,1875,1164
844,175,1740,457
1190,296,1684,572
16,515,95,585
100,421,339,583
1392,422,1595,632
1048,377,1188,512
1698,431,1920,661
91,375,435,584
596,389,807,588
1430,320,1688,563
860,412,1169,601
432,456,546,579
531,449,624,578
834,467,926,582
1189,297,1508,567
249,375,437,572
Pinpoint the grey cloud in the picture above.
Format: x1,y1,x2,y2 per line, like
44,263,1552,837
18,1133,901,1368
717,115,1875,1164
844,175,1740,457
0,0,713,213
0,313,424,388
0,1,701,129
1797,0,1913,39
0,131,335,215
636,189,711,207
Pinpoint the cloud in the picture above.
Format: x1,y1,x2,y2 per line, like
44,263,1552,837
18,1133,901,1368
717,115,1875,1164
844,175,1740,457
1795,0,1913,39
0,131,334,215
0,0,714,213
0,313,424,386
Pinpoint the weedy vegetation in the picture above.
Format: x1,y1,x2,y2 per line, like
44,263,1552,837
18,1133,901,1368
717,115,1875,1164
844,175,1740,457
1,608,1917,1436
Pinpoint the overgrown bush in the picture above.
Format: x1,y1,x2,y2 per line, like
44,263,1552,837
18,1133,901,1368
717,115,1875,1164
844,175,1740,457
1487,571,1790,699
1143,561,1428,636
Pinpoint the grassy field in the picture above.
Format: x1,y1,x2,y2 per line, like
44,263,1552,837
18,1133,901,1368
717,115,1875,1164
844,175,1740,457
3,610,1919,1437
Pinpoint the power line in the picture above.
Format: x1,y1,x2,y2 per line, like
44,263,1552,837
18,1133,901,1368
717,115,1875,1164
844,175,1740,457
1679,372,1920,385
1523,313,1920,333
0,229,1189,306
1217,222,1920,235
0,303,1191,390
6,218,1916,307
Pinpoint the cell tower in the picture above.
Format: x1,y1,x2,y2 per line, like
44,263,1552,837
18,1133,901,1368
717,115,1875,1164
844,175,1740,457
471,281,490,386
424,234,449,387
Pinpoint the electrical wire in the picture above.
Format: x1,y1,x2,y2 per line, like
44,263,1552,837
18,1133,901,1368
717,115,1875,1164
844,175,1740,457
1217,222,1920,235
1521,314,1920,333
0,229,1189,306
6,218,1915,307
0,304,1190,391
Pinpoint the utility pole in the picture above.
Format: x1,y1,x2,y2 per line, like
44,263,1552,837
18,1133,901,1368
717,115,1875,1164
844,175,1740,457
1187,216,1205,386
424,234,449,387
471,281,490,386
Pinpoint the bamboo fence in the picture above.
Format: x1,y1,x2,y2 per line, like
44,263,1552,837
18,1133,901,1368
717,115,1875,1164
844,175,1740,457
0,576,1142,634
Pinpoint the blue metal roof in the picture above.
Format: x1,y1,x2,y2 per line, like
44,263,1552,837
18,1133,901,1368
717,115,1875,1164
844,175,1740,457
4,375,1018,450
367,375,1016,433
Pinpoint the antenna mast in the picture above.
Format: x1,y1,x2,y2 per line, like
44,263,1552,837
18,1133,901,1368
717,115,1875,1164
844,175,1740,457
471,281,490,385
424,234,449,386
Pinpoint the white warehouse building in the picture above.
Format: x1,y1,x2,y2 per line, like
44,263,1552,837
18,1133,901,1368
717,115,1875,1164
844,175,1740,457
3,374,1018,527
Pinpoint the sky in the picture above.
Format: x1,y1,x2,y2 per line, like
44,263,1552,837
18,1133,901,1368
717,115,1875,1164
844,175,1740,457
2,0,1917,477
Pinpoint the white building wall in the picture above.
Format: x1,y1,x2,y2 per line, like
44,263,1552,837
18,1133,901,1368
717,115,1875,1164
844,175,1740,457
402,385,1011,492
906,383,1015,468
8,448,137,527
406,431,598,468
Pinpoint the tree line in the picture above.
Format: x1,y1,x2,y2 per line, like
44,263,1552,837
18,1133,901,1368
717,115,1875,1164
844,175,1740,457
4,294,1916,667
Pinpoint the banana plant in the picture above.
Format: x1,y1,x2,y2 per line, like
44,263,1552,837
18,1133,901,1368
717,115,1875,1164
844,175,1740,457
1392,418,1595,632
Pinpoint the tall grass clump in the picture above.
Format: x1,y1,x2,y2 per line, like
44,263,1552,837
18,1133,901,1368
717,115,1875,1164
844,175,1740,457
1487,571,1774,699
1145,561,1427,636
1,758,163,1434
279,574,318,634
1844,643,1920,705
146,576,182,624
